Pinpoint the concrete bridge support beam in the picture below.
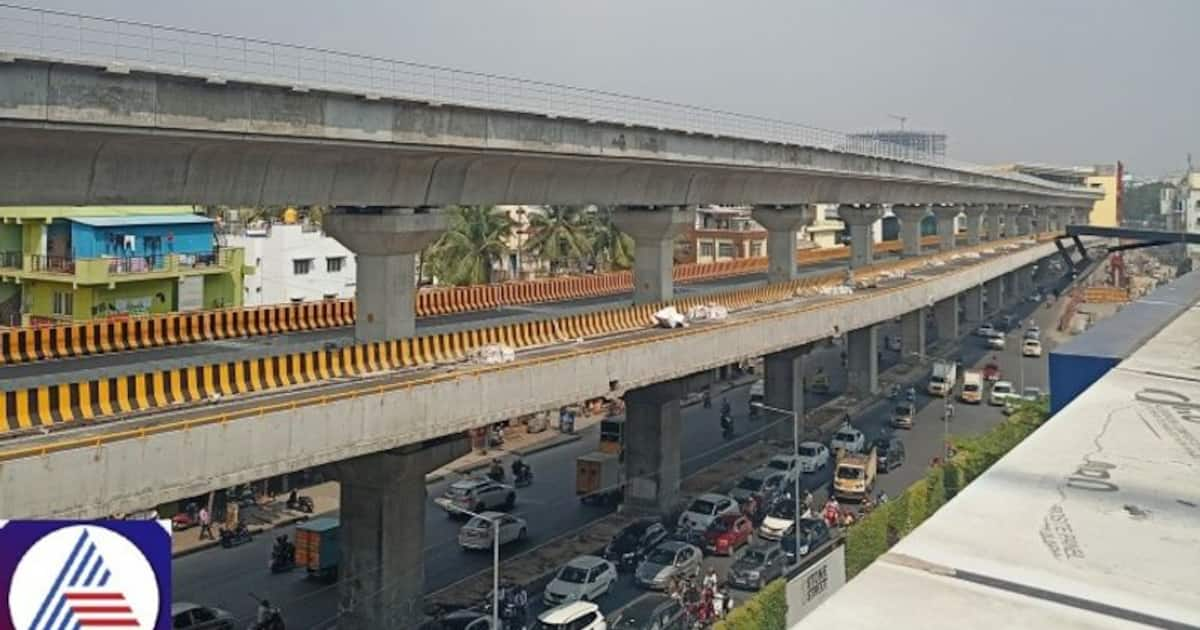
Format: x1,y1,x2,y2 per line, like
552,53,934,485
622,376,702,514
900,307,927,362
985,207,1004,242
324,207,446,342
752,205,816,284
839,205,885,269
963,285,985,324
932,205,960,251
1017,208,1035,236
846,325,879,397
613,206,694,304
986,277,1006,314
894,204,930,258
962,205,986,246
763,344,812,443
934,296,959,341
1002,207,1022,239
332,436,470,629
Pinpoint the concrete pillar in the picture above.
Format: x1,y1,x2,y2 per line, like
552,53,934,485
934,296,959,340
1017,207,1035,236
963,285,984,324
932,205,961,251
1002,207,1022,239
1003,273,1018,305
985,207,1004,241
1075,206,1092,226
324,207,446,342
839,205,884,269
612,206,694,304
986,277,1005,314
752,205,816,283
962,204,986,246
623,380,684,513
846,325,878,397
333,437,470,629
763,345,810,443
893,204,930,258
900,308,927,362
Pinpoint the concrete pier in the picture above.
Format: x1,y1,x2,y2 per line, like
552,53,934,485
934,296,959,340
840,205,885,269
962,204,986,246
963,285,985,324
846,325,879,397
900,308,927,362
894,204,930,258
613,207,694,304
985,206,1004,241
752,205,816,283
623,380,685,513
763,345,811,442
932,205,961,251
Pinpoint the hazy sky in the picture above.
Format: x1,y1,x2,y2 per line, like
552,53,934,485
25,0,1200,176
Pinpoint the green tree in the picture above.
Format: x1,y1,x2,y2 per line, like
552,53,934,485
524,206,595,274
426,206,513,286
589,206,635,271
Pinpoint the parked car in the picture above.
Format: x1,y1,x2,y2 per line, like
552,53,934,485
758,497,799,541
544,555,618,606
458,512,527,550
795,442,831,473
780,518,831,561
677,493,740,532
765,454,803,487
537,601,607,630
608,594,686,630
830,424,866,454
634,541,702,590
986,330,1006,350
729,468,787,505
974,323,996,337
727,544,786,591
1022,339,1043,357
1022,386,1044,402
170,603,235,630
871,436,906,472
989,381,1016,406
603,519,668,572
891,403,915,429
435,478,516,516
702,514,753,556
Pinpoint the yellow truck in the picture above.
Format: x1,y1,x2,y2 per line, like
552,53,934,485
832,448,877,501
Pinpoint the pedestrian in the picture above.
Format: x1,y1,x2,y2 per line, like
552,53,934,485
198,506,213,540
511,585,529,630
703,567,718,592
723,588,735,618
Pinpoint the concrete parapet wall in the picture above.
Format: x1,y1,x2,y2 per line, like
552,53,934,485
0,240,1065,518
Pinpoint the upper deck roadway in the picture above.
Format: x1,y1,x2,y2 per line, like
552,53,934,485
0,6,1095,208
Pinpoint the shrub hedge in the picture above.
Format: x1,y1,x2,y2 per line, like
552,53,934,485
714,578,786,630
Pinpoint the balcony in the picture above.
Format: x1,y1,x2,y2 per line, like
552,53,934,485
18,249,241,284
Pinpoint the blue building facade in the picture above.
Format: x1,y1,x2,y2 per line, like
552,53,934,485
47,215,215,260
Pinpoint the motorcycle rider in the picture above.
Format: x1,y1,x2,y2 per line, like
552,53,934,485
702,387,712,408
511,458,530,483
271,535,293,566
719,409,733,437
720,398,731,417
488,458,505,482
254,599,283,630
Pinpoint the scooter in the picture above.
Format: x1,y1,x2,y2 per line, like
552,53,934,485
720,414,734,440
220,523,253,549
285,494,314,513
513,468,533,488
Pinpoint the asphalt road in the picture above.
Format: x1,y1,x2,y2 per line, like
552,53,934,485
171,274,1061,627
0,259,862,389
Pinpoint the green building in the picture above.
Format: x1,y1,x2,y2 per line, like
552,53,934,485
0,206,248,326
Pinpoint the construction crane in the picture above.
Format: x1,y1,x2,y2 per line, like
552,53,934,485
888,114,908,131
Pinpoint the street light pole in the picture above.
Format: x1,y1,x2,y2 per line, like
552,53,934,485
752,401,804,565
451,506,501,629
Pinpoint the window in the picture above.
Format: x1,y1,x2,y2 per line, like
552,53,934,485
293,258,313,275
749,241,764,258
699,241,716,259
326,256,345,273
52,291,73,316
291,297,304,304
323,293,338,300
718,242,736,258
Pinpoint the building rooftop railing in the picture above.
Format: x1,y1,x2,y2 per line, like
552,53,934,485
0,3,1090,194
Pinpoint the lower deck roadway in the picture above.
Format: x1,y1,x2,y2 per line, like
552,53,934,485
0,258,864,390
170,289,1056,626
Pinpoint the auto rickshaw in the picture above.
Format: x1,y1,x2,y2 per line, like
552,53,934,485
808,369,831,394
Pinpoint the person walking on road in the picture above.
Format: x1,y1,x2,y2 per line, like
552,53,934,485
198,506,213,540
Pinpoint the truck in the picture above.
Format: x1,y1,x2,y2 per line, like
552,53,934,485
294,517,339,581
832,448,877,501
928,360,957,397
960,370,984,404
576,452,624,505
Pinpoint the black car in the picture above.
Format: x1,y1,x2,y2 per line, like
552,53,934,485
608,594,686,629
781,518,831,562
872,436,906,472
727,544,786,591
604,519,669,571
435,609,493,630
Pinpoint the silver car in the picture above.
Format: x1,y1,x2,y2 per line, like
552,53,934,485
170,603,235,630
634,541,702,590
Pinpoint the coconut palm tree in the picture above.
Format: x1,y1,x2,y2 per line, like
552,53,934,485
426,206,514,286
524,206,595,274
589,206,635,271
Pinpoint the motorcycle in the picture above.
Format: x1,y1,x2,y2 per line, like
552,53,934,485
285,494,314,513
889,384,901,400
513,467,533,488
247,609,285,630
720,414,734,440
268,537,295,573
219,523,253,549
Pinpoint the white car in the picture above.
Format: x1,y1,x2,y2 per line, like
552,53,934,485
1022,386,1044,402
435,478,516,515
758,499,800,541
975,323,996,337
537,601,607,630
677,493,740,531
989,381,1015,406
543,555,618,606
830,424,866,454
795,442,831,473
457,512,527,550
766,454,803,486
1022,339,1042,357
986,331,1006,350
